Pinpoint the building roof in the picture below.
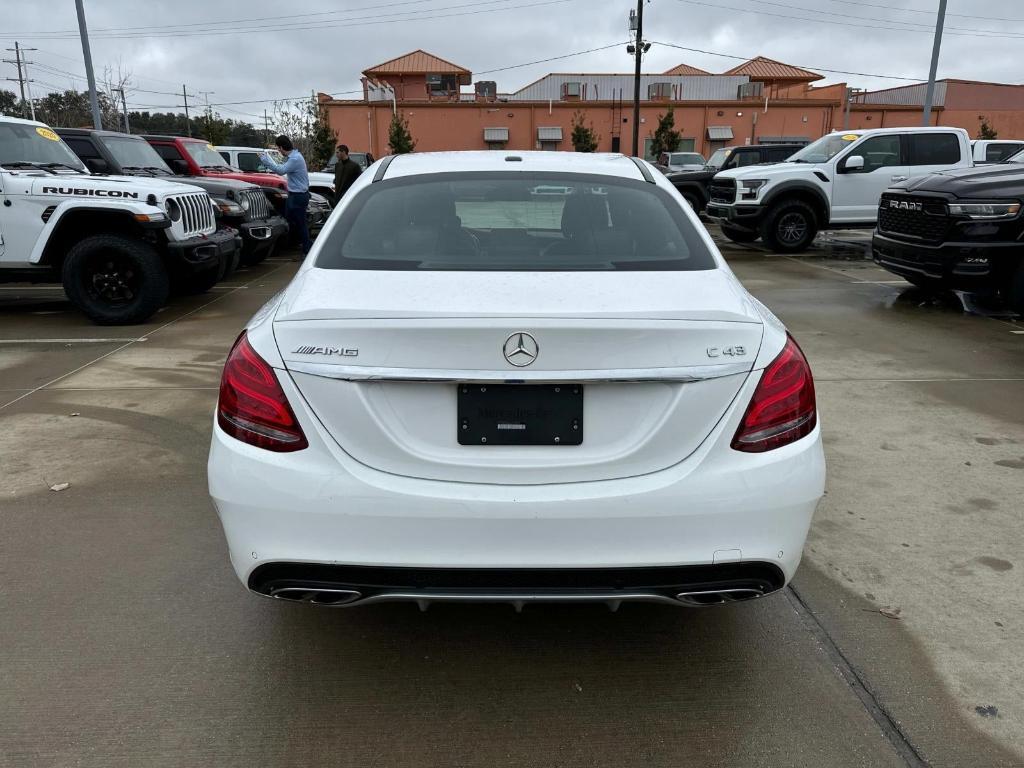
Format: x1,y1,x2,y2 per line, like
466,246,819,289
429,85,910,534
663,63,711,76
363,49,471,76
723,56,823,82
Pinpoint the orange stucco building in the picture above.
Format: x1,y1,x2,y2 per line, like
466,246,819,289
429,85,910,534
319,50,1024,159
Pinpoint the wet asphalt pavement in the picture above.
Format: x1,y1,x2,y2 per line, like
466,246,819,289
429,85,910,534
1,228,1022,768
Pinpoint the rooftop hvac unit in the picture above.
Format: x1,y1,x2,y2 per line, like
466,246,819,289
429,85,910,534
475,81,497,98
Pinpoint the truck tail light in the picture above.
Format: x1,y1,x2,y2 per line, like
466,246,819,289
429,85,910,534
217,332,308,452
732,334,817,453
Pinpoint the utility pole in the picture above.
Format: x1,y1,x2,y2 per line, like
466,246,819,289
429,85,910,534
112,86,129,133
74,0,103,130
264,109,270,145
22,56,36,121
627,1,650,157
922,0,947,126
3,42,30,118
182,84,192,137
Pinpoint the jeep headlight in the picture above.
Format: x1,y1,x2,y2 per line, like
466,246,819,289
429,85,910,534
238,195,251,211
212,197,243,217
948,201,1021,219
164,198,182,221
740,179,768,200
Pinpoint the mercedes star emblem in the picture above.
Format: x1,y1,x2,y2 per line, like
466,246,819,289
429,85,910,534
503,332,539,367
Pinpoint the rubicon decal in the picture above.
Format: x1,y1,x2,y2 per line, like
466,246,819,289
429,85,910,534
41,186,140,199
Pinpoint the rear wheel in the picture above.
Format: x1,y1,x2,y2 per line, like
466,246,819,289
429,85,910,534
720,225,760,244
760,200,818,253
62,234,168,325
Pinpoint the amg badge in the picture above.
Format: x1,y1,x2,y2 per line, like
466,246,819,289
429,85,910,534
292,346,358,357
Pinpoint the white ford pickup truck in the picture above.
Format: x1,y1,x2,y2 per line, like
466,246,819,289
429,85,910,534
706,127,974,252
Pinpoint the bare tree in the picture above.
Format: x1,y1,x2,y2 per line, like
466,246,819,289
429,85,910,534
100,64,133,133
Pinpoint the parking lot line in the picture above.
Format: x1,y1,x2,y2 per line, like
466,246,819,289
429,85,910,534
0,338,149,344
0,264,284,413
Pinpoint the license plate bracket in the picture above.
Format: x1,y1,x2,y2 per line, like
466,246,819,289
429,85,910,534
457,384,583,446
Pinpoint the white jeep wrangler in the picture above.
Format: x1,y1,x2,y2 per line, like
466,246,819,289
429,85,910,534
0,116,239,324
706,127,973,253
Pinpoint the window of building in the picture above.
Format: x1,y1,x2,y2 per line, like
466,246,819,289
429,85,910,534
908,133,960,166
562,81,581,99
647,82,672,100
427,74,458,93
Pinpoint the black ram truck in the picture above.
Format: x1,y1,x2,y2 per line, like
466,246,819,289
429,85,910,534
58,128,287,268
666,144,804,212
872,157,1024,313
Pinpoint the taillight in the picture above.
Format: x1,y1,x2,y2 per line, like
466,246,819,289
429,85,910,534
732,334,817,453
217,332,308,452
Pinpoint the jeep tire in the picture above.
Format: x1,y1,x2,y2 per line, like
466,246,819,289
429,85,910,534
760,200,818,253
720,225,760,244
62,234,169,325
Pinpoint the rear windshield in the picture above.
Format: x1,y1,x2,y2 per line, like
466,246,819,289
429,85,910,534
315,172,716,271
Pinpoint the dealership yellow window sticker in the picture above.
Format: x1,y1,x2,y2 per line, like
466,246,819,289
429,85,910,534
841,134,859,141
36,127,60,141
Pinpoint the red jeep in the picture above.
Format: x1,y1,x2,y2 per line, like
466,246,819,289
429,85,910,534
144,134,289,210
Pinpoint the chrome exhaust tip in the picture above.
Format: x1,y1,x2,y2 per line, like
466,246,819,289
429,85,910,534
674,588,765,607
268,587,362,606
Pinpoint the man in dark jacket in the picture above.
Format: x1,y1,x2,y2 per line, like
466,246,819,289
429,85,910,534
332,144,362,205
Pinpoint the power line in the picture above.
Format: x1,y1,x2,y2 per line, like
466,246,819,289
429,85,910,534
0,0,580,41
822,0,1024,24
674,0,1024,40
649,40,930,81
750,0,1024,39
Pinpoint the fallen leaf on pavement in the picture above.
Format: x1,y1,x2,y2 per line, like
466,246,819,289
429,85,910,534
880,607,902,620
49,483,70,492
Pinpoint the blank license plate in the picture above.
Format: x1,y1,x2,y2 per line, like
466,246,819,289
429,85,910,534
457,384,583,446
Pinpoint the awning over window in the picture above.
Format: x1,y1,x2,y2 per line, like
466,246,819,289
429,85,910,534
537,126,563,141
484,127,509,142
706,126,734,141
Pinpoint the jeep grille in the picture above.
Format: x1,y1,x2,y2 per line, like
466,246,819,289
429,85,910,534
239,188,270,222
171,191,215,237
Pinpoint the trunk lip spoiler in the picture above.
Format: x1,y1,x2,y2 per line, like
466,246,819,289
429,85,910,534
284,360,752,384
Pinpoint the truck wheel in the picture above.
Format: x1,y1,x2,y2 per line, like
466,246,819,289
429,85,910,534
761,201,818,253
720,225,760,244
681,192,700,212
1005,261,1024,315
62,234,169,325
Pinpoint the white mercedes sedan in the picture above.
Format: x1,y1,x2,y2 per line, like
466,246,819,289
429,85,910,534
208,151,825,609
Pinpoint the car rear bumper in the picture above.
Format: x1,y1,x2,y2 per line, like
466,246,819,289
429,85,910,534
208,372,825,602
872,231,1019,289
166,227,239,273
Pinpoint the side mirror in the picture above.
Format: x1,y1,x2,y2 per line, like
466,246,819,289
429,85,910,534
842,155,865,173
168,158,189,175
85,158,108,174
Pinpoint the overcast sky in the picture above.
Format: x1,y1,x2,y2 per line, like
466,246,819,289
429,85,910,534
2,0,1022,124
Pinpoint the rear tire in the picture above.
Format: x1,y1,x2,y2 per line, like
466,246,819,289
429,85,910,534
760,200,818,253
62,234,168,325
721,225,760,244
